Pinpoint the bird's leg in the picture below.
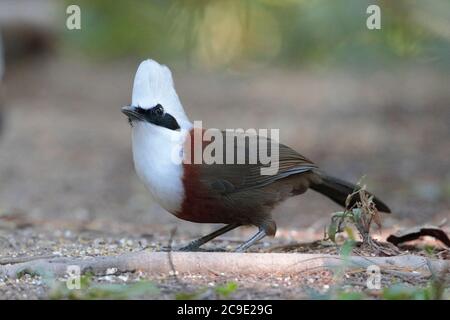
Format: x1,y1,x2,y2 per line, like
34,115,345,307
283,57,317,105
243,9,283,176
235,227,267,252
179,223,240,251
235,221,276,252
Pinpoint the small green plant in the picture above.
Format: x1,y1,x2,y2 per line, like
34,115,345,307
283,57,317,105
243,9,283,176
175,282,238,300
215,282,238,298
313,280,447,300
327,194,381,246
423,245,436,256
325,179,395,257
381,282,445,300
175,290,202,300
48,274,159,300
336,291,365,300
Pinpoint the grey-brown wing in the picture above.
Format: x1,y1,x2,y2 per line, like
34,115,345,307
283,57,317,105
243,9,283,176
197,130,317,195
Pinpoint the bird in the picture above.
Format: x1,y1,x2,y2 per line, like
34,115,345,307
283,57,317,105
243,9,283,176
122,59,391,252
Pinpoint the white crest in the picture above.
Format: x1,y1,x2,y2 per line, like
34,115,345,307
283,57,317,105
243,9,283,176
131,59,192,130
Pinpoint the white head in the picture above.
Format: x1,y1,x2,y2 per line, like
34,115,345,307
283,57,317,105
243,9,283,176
122,59,191,214
123,59,192,130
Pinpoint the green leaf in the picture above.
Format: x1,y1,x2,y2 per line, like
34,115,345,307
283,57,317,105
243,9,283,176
337,291,365,300
175,291,200,300
351,208,362,222
340,239,356,257
50,279,159,300
344,226,356,241
327,219,338,243
215,282,238,298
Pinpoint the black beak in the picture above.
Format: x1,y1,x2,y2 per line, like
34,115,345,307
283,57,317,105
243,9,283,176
121,105,144,122
121,105,181,131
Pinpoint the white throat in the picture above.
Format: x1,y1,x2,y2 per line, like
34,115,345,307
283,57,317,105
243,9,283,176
128,59,193,214
131,122,189,214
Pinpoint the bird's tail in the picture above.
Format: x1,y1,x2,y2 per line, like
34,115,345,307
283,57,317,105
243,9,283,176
310,173,391,213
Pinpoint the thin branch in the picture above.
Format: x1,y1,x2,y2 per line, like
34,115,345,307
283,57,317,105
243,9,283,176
0,254,58,265
0,251,447,280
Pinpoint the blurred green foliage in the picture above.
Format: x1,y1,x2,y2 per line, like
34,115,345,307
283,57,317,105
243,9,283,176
62,0,450,69
215,281,238,298
175,281,239,299
308,279,448,300
381,281,446,300
48,274,159,300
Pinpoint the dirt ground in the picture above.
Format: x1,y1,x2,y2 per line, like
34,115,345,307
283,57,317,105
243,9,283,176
0,55,449,299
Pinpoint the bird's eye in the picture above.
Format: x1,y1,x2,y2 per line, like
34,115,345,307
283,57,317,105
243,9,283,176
154,104,164,116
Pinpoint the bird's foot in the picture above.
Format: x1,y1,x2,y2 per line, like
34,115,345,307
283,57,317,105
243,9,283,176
235,228,267,252
178,240,202,252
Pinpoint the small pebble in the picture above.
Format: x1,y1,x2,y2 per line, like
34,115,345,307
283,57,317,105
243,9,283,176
106,268,118,275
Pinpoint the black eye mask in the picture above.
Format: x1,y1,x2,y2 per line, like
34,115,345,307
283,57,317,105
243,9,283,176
135,104,180,131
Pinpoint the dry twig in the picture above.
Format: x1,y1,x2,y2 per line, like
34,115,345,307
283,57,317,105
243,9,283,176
0,251,447,280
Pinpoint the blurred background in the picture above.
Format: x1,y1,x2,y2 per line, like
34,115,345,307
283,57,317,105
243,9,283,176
0,0,449,240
